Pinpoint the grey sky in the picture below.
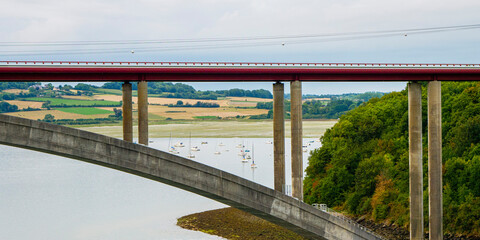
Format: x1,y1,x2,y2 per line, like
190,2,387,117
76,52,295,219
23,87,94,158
2,0,480,93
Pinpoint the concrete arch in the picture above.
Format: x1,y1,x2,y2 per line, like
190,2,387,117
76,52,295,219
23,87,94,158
0,114,381,240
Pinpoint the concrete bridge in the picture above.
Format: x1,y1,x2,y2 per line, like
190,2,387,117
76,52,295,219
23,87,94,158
2,61,480,239
0,114,382,240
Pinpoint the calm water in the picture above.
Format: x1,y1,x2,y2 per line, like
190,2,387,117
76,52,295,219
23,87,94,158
0,137,320,239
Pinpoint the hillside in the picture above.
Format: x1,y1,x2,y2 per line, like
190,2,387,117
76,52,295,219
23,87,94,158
304,81,480,236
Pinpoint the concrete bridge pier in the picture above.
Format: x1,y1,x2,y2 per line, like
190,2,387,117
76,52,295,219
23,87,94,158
408,82,424,240
273,82,285,193
291,80,303,200
122,82,133,142
138,81,149,145
428,80,443,240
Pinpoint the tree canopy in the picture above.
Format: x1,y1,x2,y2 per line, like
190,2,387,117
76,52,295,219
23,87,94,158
304,82,480,236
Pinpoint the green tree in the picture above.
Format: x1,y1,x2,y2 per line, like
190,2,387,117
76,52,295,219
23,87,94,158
43,114,55,122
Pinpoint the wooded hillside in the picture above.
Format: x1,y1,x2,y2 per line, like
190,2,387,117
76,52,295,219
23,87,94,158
304,82,480,236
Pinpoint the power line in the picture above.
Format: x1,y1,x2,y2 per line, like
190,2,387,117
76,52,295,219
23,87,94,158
0,23,478,56
0,23,479,47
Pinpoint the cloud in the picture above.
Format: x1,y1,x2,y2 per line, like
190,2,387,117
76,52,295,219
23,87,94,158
0,0,479,64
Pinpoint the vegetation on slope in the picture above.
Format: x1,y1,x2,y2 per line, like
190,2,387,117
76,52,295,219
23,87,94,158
303,81,480,236
253,99,363,119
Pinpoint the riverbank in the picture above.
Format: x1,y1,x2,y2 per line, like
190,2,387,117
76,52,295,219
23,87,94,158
354,217,480,240
178,208,480,240
78,120,337,138
177,207,306,240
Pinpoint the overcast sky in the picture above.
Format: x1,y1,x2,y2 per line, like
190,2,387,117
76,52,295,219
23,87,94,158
2,0,480,94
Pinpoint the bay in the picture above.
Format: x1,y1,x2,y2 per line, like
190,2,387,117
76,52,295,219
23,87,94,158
0,137,321,239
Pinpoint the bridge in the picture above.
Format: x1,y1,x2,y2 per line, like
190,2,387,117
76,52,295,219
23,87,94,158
2,61,480,240
0,114,381,240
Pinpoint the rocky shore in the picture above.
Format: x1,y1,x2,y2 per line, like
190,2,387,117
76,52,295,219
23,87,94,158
178,207,480,240
354,217,480,240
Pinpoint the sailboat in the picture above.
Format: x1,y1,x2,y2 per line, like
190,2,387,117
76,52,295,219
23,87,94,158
187,132,195,159
241,144,248,163
251,144,257,168
168,133,179,154
174,142,185,147
191,146,200,151
214,144,221,155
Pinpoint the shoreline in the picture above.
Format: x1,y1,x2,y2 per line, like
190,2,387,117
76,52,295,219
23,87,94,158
78,120,337,138
177,207,306,240
178,208,480,240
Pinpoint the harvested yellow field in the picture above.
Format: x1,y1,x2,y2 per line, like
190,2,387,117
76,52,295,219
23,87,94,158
148,105,267,119
94,94,231,107
61,95,94,100
148,98,230,107
3,89,27,94
4,109,112,120
226,97,272,102
92,95,271,107
92,94,122,101
5,100,44,109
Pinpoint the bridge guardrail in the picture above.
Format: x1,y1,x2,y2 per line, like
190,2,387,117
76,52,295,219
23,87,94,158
312,203,386,240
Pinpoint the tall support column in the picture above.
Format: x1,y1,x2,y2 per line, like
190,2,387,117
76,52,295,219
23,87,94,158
273,82,285,193
138,81,148,145
290,80,303,200
122,82,133,142
409,82,424,240
428,80,443,240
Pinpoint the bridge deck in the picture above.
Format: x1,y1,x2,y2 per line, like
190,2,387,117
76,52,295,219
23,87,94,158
1,61,479,82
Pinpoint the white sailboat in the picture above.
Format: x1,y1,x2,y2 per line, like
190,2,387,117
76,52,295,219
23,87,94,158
191,146,200,152
241,144,248,162
251,144,257,168
168,133,179,154
174,142,185,147
187,132,195,159
214,144,221,155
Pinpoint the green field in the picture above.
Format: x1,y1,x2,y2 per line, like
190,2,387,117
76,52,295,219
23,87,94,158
193,116,220,120
80,120,338,138
56,107,114,115
24,97,121,107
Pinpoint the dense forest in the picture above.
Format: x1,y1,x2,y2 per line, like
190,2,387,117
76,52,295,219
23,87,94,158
0,82,39,91
254,99,362,119
303,81,480,236
0,101,18,113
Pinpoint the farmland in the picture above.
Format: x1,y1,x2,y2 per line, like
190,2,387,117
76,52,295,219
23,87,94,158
23,97,121,107
56,107,114,115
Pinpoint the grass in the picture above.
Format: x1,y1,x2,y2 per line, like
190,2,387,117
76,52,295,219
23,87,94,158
79,120,337,138
24,97,121,107
193,116,219,120
56,107,114,115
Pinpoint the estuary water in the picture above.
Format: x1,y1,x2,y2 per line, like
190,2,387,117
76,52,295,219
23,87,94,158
0,137,320,240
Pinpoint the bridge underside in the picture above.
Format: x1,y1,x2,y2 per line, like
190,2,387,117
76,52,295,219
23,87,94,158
0,114,381,240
